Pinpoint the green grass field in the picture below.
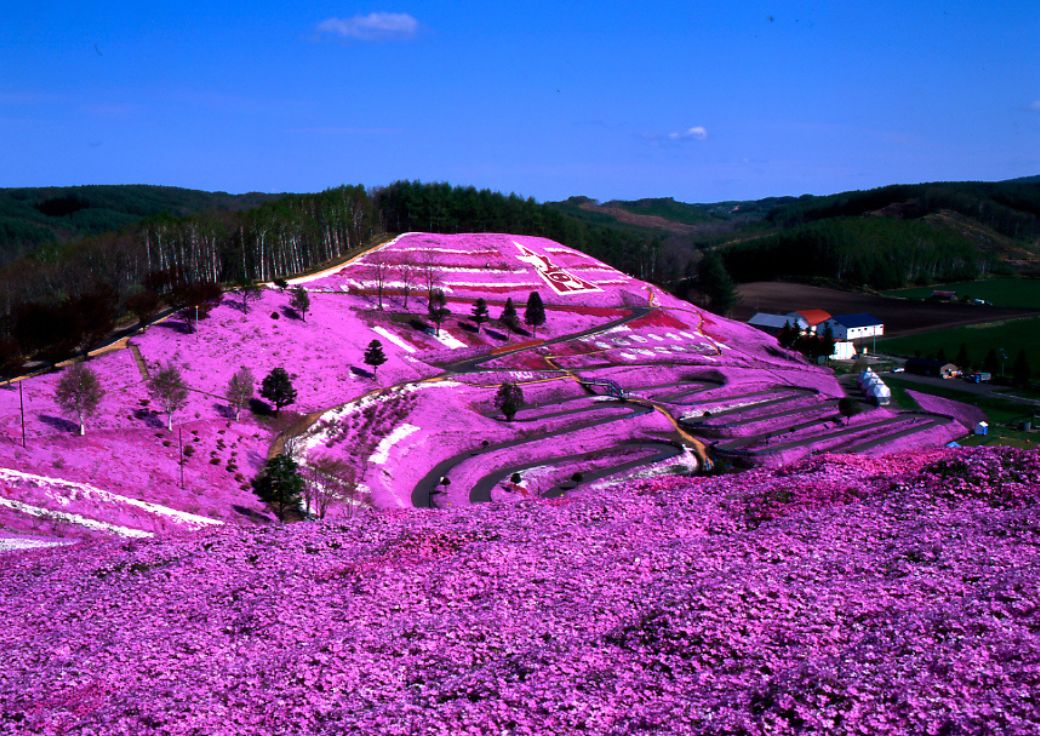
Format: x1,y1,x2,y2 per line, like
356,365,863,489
876,315,1040,370
884,278,1040,309
885,376,1039,449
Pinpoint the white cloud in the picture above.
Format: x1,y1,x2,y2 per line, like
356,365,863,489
667,125,709,141
316,12,419,42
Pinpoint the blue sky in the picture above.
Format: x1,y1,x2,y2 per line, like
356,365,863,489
1,1,1037,201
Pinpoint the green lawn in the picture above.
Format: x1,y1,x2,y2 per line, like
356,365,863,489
885,376,1039,449
884,278,1040,309
876,316,1040,371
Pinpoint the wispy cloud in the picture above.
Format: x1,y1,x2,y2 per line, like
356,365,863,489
316,12,419,42
668,125,709,141
289,125,401,135
1029,100,1040,112
643,125,710,145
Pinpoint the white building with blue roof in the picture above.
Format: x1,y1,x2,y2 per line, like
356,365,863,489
820,313,884,341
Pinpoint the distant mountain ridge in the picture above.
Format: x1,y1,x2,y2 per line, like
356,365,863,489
548,177,1040,283
0,184,283,264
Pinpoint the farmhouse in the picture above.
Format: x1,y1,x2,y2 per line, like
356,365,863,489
748,312,804,335
785,309,831,334
821,313,884,341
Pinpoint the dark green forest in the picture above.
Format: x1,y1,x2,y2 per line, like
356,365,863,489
0,185,281,265
1,176,1038,376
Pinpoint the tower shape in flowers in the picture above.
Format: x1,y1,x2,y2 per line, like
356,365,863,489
363,339,387,376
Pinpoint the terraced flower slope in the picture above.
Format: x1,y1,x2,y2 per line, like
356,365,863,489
1,447,1038,734
1,233,964,550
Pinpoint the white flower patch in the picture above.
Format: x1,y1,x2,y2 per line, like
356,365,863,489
594,341,612,350
432,330,467,350
629,335,648,344
591,278,630,285
665,333,683,341
680,331,700,341
0,537,73,553
441,281,539,289
368,423,421,465
619,352,638,361
612,338,629,347
648,333,664,342
298,380,460,457
600,324,632,336
396,246,497,255
681,398,774,420
654,346,672,354
635,349,655,357
0,468,221,528
372,326,416,354
0,497,154,538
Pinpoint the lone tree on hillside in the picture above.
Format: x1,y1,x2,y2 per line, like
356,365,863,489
495,382,524,421
1012,349,1032,388
55,363,104,436
837,397,862,426
372,261,390,310
524,292,546,337
238,282,263,315
300,457,358,520
261,367,297,414
126,290,161,328
500,298,519,330
226,366,255,421
290,287,311,321
399,264,416,310
471,298,490,333
252,454,304,520
363,339,387,376
149,363,189,431
697,250,737,316
428,289,451,336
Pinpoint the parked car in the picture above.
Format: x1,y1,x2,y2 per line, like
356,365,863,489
964,372,992,384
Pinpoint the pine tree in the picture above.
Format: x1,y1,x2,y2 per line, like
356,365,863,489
55,363,104,436
778,320,796,348
495,382,524,421
983,347,1000,375
820,323,836,360
471,298,490,333
428,289,451,335
252,454,304,520
524,292,546,337
697,251,737,315
290,287,311,321
226,366,255,421
363,339,387,375
955,342,971,370
1012,349,1032,388
500,298,519,330
260,367,297,414
148,363,189,431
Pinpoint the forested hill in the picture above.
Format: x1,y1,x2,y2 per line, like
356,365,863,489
0,185,282,265
551,178,1040,287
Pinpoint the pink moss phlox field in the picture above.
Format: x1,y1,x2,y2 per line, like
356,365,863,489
1,446,1038,735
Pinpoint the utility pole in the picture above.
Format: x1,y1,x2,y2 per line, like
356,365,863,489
178,427,185,490
18,381,26,449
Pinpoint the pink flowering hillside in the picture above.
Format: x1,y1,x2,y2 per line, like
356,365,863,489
1,446,1038,734
1,233,965,551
